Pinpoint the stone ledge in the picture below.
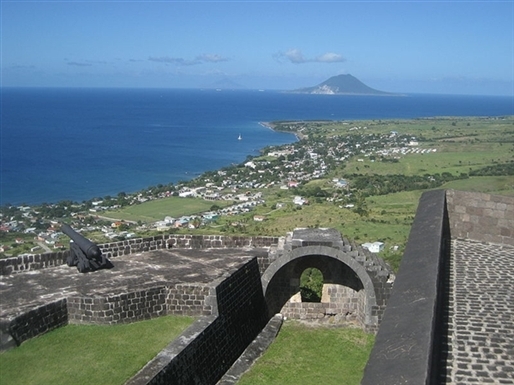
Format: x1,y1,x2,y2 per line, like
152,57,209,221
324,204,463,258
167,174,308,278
362,189,449,385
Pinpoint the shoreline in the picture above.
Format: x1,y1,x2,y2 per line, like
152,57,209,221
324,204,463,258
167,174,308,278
3,115,512,208
2,121,299,207
3,88,513,207
259,121,307,140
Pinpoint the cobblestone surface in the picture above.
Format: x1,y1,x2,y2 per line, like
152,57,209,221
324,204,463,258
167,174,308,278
445,239,514,384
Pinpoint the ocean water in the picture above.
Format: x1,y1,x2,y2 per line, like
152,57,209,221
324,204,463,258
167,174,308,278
1,88,513,205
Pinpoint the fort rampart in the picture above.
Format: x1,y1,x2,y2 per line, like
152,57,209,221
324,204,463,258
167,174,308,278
0,234,279,276
1,256,269,385
1,219,397,383
362,189,514,384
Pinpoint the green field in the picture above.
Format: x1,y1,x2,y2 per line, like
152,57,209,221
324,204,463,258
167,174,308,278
0,316,194,385
238,321,374,385
0,318,372,385
79,117,514,272
441,175,514,196
102,196,231,222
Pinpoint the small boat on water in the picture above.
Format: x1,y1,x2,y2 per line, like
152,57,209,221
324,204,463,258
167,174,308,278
238,134,242,140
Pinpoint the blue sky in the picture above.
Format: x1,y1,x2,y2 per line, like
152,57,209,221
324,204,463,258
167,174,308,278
1,0,513,95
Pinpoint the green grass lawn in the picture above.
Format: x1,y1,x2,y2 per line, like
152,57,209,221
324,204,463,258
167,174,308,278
0,317,373,385
238,321,374,385
0,315,194,385
103,196,231,222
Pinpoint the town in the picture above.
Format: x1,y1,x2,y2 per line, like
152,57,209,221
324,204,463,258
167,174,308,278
2,117,504,259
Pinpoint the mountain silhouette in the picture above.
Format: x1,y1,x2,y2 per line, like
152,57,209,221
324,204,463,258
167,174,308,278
291,74,394,95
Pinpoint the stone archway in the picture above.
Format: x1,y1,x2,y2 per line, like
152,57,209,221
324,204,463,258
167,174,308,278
261,229,393,331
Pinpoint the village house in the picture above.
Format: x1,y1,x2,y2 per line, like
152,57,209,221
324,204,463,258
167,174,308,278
362,242,385,253
333,179,349,189
293,196,308,206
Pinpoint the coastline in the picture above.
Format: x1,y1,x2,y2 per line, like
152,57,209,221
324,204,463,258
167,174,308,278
2,122,298,207
0,116,508,207
3,88,513,206
2,115,513,259
260,121,307,140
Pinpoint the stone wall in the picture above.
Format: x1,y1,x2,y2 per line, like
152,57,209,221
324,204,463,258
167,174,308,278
0,234,279,276
362,189,450,384
101,234,279,258
0,299,68,350
67,287,169,324
446,189,514,246
281,284,362,323
363,190,514,383
1,284,218,351
0,251,68,275
166,284,214,316
1,256,270,385
127,257,269,385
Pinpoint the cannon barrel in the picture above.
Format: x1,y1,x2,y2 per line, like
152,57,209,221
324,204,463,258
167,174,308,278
61,223,102,260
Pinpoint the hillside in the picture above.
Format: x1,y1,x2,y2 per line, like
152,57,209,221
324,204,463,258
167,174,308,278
291,74,394,95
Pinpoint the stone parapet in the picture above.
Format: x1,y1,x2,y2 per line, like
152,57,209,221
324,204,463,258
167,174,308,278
446,189,514,246
363,189,514,384
0,283,218,352
166,284,214,316
362,189,450,385
127,258,269,385
67,287,168,325
0,299,68,351
0,235,279,276
0,251,68,275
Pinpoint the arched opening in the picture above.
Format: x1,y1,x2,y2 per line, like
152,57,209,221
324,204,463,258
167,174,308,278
262,244,385,329
300,267,323,302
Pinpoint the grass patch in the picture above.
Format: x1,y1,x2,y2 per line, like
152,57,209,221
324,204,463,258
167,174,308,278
442,175,514,196
238,322,374,385
0,315,194,385
213,189,420,271
103,196,231,222
343,144,511,177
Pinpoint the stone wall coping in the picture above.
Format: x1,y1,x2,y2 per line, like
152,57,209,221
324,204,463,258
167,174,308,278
125,316,218,385
362,189,449,384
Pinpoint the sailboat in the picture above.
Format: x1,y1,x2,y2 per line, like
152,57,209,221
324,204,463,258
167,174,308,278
238,134,242,140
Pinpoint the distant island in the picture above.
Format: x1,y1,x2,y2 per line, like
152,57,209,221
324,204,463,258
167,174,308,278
289,74,397,96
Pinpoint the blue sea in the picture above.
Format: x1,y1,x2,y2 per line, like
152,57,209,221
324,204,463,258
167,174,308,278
1,88,513,205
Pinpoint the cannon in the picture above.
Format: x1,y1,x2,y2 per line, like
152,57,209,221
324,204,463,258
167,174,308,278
61,223,113,273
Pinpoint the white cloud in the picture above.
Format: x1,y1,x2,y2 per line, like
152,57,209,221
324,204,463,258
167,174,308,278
315,52,345,63
274,49,345,64
284,49,307,63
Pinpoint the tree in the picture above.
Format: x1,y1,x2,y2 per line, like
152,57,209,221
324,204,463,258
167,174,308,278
300,268,323,302
119,223,130,231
